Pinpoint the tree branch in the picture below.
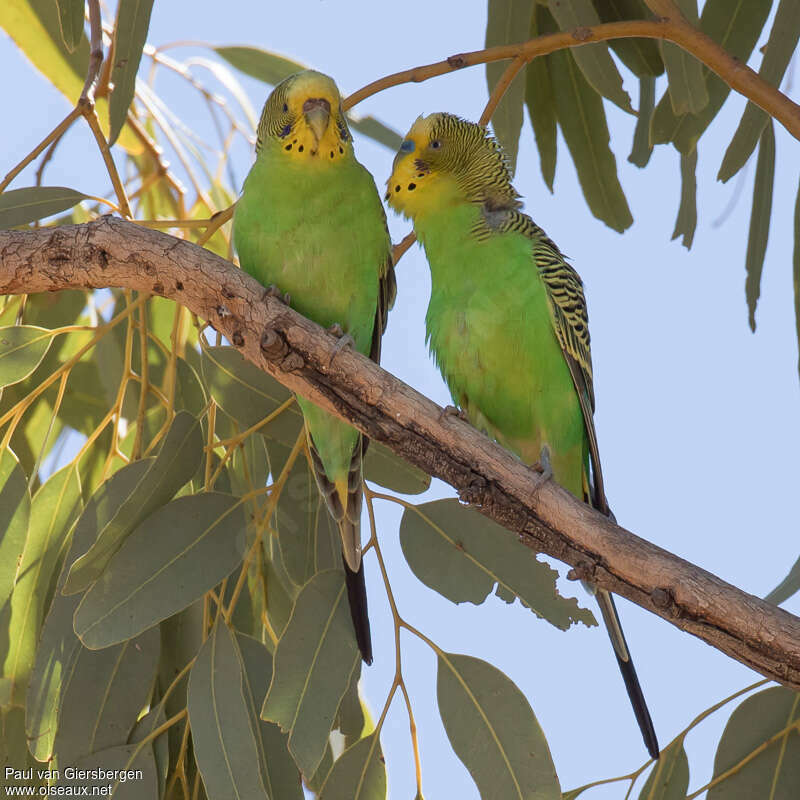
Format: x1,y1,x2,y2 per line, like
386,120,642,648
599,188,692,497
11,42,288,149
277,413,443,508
344,19,800,145
1,218,799,688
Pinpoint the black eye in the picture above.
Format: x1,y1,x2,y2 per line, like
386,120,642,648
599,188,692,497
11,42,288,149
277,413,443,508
282,103,289,112
431,140,441,149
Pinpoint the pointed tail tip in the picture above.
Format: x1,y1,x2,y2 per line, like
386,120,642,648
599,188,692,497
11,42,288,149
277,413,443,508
615,651,659,760
343,557,373,665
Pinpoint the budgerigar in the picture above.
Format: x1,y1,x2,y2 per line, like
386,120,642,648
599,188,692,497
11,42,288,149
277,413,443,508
234,71,395,664
386,112,658,758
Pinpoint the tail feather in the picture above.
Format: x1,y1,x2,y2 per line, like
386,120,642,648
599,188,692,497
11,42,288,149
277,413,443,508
596,589,659,760
344,554,373,665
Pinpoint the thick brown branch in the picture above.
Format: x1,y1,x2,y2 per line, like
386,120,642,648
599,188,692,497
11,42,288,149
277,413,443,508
344,19,800,144
1,218,799,688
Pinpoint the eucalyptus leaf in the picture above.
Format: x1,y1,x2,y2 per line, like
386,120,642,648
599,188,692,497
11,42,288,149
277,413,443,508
129,706,169,799
708,687,800,799
765,554,800,606
593,0,664,77
637,738,689,799
0,325,54,387
400,499,595,629
794,176,800,382
0,186,88,229
660,0,707,115
0,449,30,611
214,46,305,86
65,743,158,798
363,440,430,494
54,0,83,51
629,76,655,168
74,492,246,648
671,148,697,250
188,620,270,800
261,570,360,778
319,733,386,800
437,652,560,800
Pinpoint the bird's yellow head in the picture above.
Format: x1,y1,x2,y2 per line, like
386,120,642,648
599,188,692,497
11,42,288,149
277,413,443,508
255,70,352,163
386,113,520,220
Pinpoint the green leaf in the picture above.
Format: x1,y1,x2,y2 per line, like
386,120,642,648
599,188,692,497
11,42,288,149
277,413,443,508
108,0,155,145
628,76,655,168
525,4,558,191
335,665,366,748
201,346,303,446
548,46,632,232
74,492,246,649
660,0,707,115
26,459,151,761
0,463,81,708
765,555,800,606
671,148,697,249
236,632,304,800
745,121,775,332
128,706,169,799
593,0,664,77
188,621,270,800
546,0,633,113
213,46,305,85
64,743,159,797
484,0,535,175
54,0,83,52
401,499,595,629
0,186,88,229
708,686,800,799
64,411,203,594
0,325,54,388
319,733,386,800
346,115,403,152
638,738,689,799
718,0,800,182
261,570,360,778
0,449,30,611
363,440,430,494
437,652,560,800
794,176,800,383
650,0,772,154
53,626,160,767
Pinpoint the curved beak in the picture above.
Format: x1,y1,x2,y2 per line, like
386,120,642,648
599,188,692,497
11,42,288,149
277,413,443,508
303,97,331,145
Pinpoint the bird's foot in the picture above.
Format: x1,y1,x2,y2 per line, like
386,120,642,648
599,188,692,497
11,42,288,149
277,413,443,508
439,404,469,423
263,284,291,306
327,324,355,366
529,445,553,493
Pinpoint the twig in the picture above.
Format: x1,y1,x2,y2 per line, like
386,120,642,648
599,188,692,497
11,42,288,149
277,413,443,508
479,55,527,125
81,105,133,217
80,0,104,102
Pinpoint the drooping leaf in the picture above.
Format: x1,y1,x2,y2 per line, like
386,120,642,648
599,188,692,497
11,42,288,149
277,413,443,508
64,743,158,798
261,570,360,779
64,411,203,594
0,186,88,229
547,0,633,113
708,687,800,799
363,440,430,494
26,459,151,761
671,148,697,249
53,626,160,767
236,632,304,800
188,620,270,800
201,346,303,445
718,0,800,182
0,325,54,387
525,4,558,191
745,122,775,332
0,463,81,708
548,46,632,232
108,0,155,145
54,0,83,52
128,706,169,799
650,0,772,154
593,0,664,77
660,0,707,116
400,499,595,629
0,449,30,611
319,733,386,800
484,0,535,175
765,555,800,606
74,492,246,648
637,738,689,799
629,75,655,168
347,115,403,151
335,664,366,749
213,46,305,86
437,652,560,800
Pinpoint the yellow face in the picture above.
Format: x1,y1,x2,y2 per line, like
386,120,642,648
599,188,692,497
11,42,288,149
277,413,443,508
386,114,459,219
256,70,352,163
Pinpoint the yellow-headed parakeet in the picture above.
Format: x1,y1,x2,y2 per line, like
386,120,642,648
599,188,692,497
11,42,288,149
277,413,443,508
234,71,396,664
386,112,658,758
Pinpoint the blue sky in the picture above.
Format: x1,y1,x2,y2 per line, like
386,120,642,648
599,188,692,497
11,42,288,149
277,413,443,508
2,2,799,797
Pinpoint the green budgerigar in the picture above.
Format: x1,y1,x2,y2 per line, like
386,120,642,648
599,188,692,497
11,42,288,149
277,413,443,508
387,113,659,758
234,71,395,664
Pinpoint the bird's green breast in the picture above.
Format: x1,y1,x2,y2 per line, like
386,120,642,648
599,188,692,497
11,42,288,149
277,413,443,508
417,204,587,498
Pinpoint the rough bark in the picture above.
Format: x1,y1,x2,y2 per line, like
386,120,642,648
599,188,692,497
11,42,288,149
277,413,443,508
1,217,798,688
